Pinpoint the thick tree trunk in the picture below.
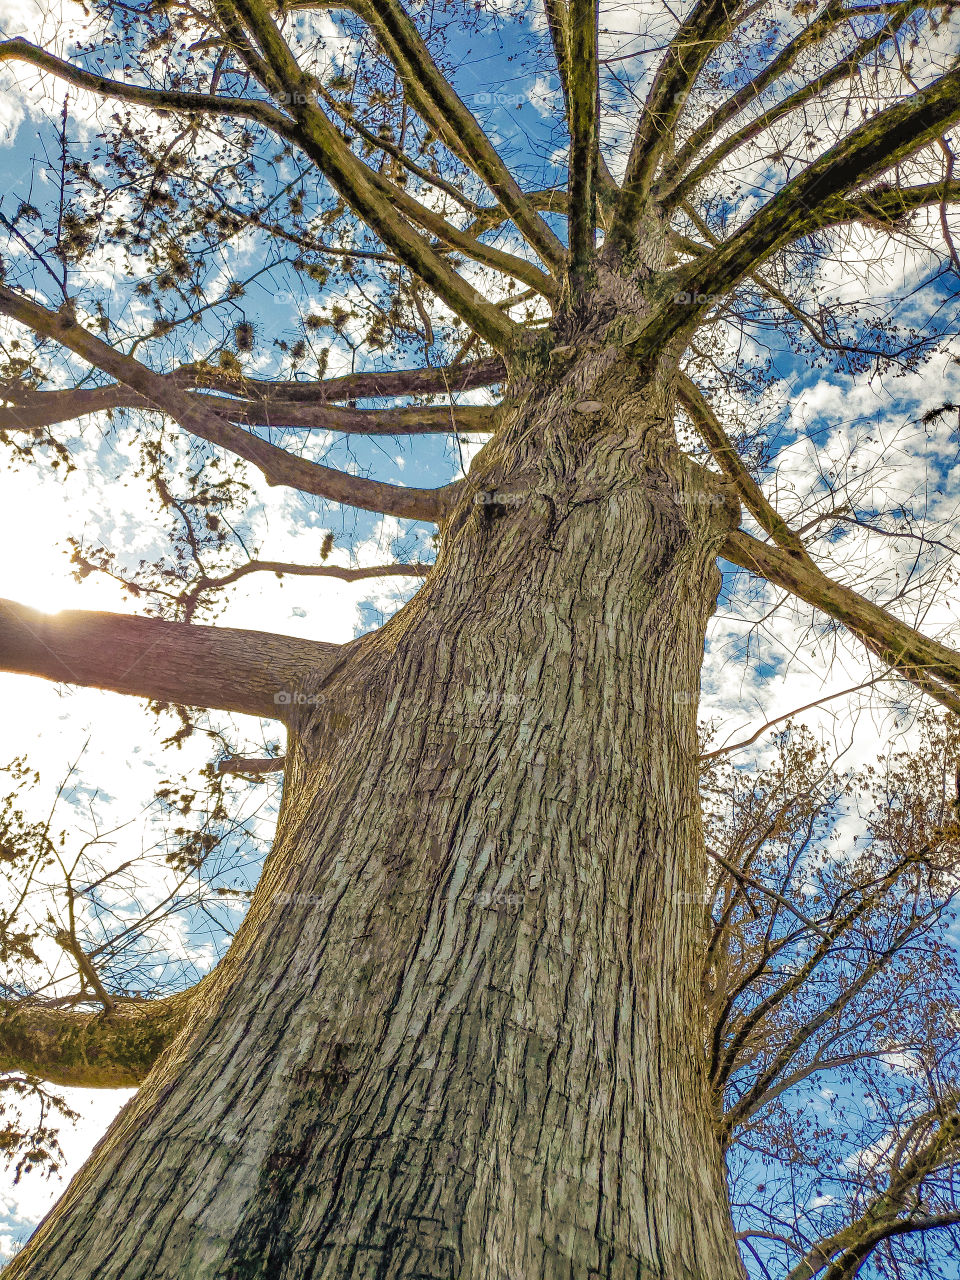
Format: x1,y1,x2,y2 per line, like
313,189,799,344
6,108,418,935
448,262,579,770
7,362,747,1280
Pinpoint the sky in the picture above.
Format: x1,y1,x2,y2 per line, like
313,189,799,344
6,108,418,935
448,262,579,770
1,0,960,1271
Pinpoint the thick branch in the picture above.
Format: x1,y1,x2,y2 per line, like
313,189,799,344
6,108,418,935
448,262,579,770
679,374,806,554
205,355,505,404
722,528,960,712
0,386,496,436
215,755,286,776
798,178,960,235
566,0,599,270
339,0,567,272
650,62,960,352
0,991,191,1088
661,0,848,190
0,598,340,719
0,286,455,522
610,0,756,252
787,1114,960,1280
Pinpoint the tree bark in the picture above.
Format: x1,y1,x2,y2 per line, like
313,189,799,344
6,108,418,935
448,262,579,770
6,359,748,1280
0,994,192,1089
0,600,341,720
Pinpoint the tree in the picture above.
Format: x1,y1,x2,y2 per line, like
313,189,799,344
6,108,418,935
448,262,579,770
1,0,960,1273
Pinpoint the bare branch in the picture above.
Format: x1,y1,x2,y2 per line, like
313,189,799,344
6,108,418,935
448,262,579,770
215,755,286,776
0,598,341,719
53,930,116,1013
679,374,807,554
663,0,923,207
333,0,567,272
641,62,960,356
0,34,521,350
610,0,760,254
0,385,496,436
722,528,960,713
0,286,456,522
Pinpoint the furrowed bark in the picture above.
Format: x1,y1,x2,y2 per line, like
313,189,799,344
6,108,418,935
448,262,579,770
0,286,455,522
0,599,340,719
0,994,191,1089
5,361,748,1280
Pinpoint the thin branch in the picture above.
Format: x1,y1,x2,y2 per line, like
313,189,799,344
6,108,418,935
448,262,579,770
0,34,521,351
610,0,761,253
700,675,886,761
53,929,116,1013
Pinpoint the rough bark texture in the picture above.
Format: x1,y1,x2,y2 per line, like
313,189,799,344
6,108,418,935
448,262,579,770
7,357,747,1280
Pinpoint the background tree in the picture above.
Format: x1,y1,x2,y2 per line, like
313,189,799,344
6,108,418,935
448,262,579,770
1,0,960,1275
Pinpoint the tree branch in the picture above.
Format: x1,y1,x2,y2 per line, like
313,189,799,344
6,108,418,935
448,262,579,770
649,61,960,353
335,0,567,272
659,0,848,192
0,991,191,1088
215,755,286,776
205,354,506,404
0,385,496,436
0,598,341,719
609,0,759,254
662,0,922,207
0,34,521,351
566,0,599,271
0,286,456,522
679,374,807,554
721,528,960,713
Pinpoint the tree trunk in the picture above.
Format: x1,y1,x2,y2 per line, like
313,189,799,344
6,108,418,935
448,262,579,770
7,360,747,1280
